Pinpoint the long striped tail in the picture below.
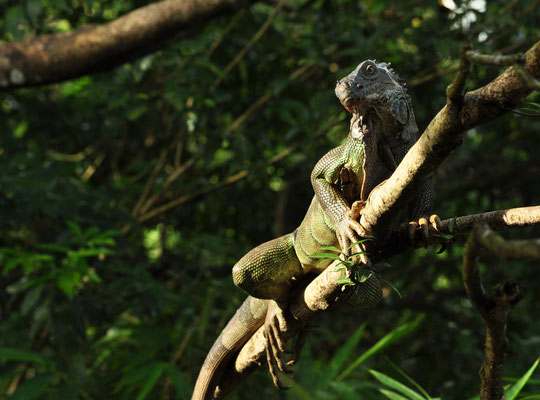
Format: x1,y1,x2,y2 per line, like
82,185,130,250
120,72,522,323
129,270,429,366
191,296,268,400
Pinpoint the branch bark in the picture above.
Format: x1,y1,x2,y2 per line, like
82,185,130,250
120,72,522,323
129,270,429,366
0,0,254,89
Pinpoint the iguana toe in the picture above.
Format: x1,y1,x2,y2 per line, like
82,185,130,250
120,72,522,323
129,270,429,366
407,214,441,246
263,301,297,389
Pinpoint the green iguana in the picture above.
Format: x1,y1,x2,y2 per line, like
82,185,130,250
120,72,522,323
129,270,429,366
192,60,439,400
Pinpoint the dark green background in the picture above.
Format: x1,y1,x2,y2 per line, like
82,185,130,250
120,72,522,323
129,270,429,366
0,0,539,398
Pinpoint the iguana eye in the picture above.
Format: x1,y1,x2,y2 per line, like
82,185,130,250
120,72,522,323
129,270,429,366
365,64,376,75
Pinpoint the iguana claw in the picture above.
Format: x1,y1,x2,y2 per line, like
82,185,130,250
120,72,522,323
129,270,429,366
407,214,441,245
264,300,296,389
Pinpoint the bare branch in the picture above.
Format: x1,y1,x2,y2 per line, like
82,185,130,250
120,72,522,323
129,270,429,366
380,205,540,258
463,223,535,400
0,0,254,89
465,50,525,66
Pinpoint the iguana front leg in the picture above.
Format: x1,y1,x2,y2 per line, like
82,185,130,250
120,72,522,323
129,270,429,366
311,145,369,257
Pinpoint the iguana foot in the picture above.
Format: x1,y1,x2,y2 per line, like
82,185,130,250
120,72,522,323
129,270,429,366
335,212,371,263
264,300,297,390
348,200,367,220
407,214,441,245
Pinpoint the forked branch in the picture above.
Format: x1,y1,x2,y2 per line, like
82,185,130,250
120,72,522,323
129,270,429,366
464,223,539,400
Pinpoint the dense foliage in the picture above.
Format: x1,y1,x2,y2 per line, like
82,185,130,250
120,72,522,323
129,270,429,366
0,0,539,399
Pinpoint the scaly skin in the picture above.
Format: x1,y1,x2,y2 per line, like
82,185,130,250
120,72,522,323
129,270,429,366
192,60,437,399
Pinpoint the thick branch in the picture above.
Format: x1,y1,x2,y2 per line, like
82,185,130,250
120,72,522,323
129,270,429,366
360,40,540,237
379,205,540,258
0,0,253,89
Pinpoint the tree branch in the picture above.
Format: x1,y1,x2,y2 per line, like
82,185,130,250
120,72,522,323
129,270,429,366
0,0,254,89
463,223,539,399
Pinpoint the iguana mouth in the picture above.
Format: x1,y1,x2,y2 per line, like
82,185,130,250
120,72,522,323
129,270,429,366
341,97,367,116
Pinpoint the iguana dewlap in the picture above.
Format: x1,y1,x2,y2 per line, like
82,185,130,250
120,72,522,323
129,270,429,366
192,60,437,400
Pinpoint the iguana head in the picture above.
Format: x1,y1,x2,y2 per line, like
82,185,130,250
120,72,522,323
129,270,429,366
335,60,411,129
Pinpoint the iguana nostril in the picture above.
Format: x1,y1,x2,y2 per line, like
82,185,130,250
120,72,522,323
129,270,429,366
356,83,363,88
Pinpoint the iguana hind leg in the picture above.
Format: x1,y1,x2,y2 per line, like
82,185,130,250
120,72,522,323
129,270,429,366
232,233,303,388
232,233,302,301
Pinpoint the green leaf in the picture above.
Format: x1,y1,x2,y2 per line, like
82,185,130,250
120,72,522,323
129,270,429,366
66,220,83,237
356,270,373,283
369,370,426,400
378,276,402,299
21,286,43,315
379,389,411,400
349,251,368,258
335,275,353,285
164,364,191,394
10,373,58,400
57,269,81,298
384,356,433,399
317,323,366,389
337,315,424,381
135,362,167,400
0,347,53,366
505,357,540,400
310,252,341,260
346,239,373,252
37,243,70,253
86,269,102,283
320,245,342,253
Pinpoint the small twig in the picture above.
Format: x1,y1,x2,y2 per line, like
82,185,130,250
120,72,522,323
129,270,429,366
465,50,525,67
223,62,316,136
215,0,287,87
80,152,105,182
267,117,345,164
206,10,245,59
446,45,472,104
408,64,459,88
138,170,249,223
132,150,168,217
139,154,201,215
46,145,95,162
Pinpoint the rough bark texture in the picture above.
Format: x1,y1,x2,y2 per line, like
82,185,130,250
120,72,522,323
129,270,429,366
0,0,252,89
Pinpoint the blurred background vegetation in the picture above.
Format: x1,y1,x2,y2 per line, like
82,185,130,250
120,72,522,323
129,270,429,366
0,0,539,399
